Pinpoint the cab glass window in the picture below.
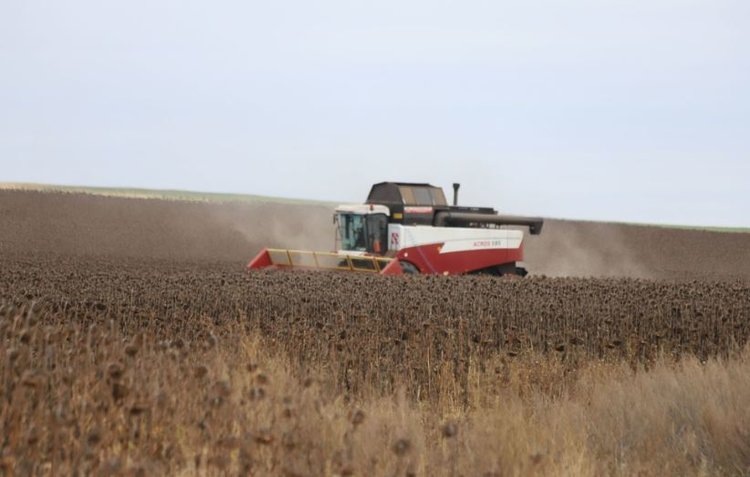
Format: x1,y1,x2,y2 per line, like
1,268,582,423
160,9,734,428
366,214,388,254
338,214,367,251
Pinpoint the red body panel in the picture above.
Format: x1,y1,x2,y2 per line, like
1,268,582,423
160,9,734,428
247,241,524,276
396,242,524,275
247,249,273,269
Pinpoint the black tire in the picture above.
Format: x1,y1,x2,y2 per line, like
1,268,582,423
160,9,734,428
400,261,420,274
471,264,528,277
514,267,529,277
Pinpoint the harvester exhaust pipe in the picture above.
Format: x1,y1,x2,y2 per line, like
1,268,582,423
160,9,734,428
452,183,460,206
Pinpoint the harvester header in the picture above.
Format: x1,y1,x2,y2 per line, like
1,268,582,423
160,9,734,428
248,182,543,276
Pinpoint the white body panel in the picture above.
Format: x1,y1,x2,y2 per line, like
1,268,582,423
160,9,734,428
387,224,523,253
335,204,390,215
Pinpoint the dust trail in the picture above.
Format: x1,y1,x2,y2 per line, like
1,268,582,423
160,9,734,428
209,201,336,256
524,220,654,279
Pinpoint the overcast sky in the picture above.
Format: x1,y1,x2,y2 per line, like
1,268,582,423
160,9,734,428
1,1,748,226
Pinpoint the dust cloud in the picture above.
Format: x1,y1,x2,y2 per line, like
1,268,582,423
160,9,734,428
524,220,653,279
524,219,750,281
207,201,335,255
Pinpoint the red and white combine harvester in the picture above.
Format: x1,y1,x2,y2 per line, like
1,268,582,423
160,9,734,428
248,182,543,276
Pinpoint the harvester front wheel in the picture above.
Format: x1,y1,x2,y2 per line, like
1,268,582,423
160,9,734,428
472,263,528,277
514,267,529,277
400,261,420,274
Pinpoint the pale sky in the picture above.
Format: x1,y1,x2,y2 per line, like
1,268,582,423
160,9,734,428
1,1,748,226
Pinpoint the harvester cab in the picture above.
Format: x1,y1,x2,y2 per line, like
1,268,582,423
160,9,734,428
248,182,544,276
334,204,390,255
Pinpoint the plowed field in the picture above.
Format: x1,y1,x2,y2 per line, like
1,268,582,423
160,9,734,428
2,190,749,279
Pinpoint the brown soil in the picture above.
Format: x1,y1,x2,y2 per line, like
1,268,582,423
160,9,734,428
0,190,333,262
1,190,748,280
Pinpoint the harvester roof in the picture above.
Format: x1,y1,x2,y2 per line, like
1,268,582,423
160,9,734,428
366,182,448,207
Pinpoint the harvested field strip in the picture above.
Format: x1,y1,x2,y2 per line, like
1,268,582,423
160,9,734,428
3,190,750,280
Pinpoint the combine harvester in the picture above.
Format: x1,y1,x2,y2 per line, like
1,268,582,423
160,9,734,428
248,182,543,276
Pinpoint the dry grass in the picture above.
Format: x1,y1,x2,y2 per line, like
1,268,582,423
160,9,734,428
2,302,750,476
